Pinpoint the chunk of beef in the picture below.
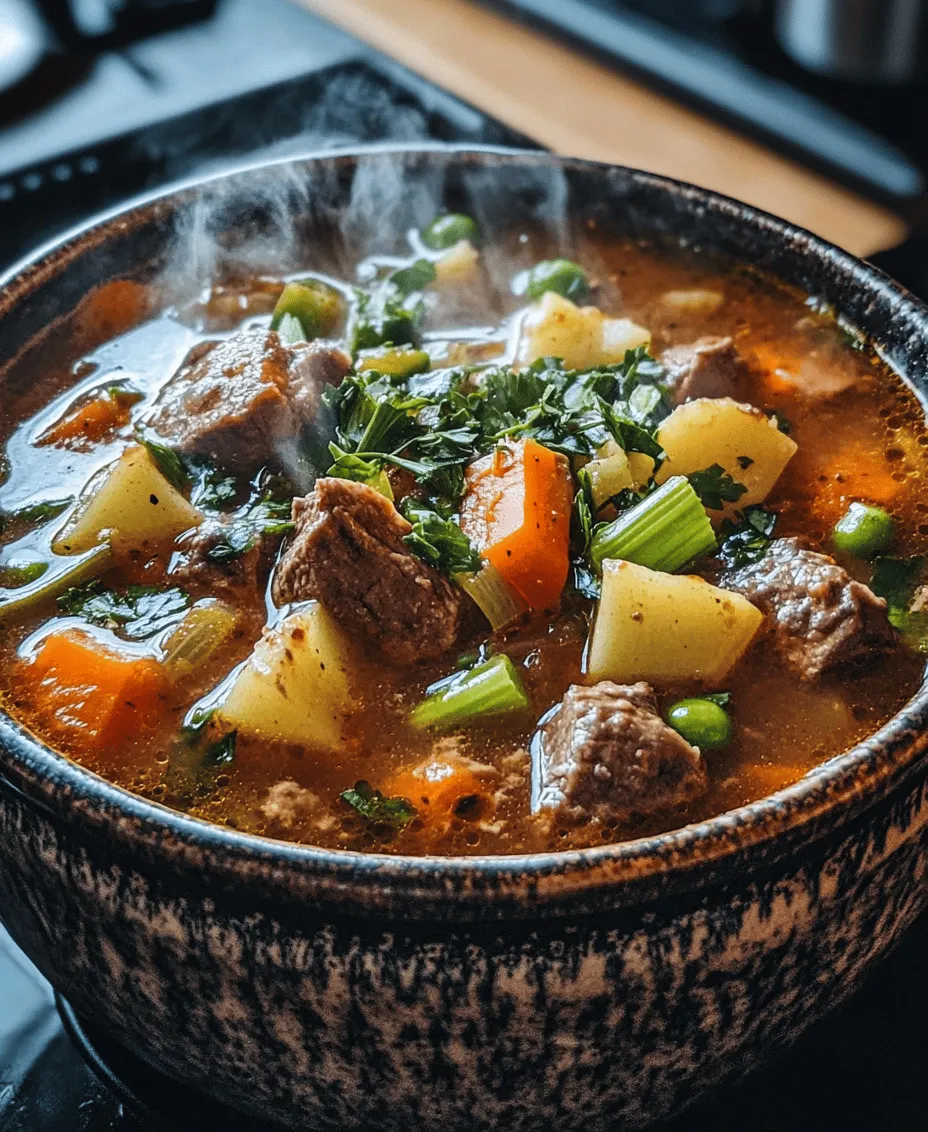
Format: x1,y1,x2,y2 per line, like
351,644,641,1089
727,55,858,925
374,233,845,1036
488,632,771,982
722,537,894,680
534,682,708,825
168,516,276,602
661,335,748,403
271,477,463,664
147,327,349,473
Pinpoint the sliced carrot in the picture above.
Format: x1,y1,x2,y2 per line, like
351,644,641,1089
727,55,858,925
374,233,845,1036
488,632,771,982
21,629,165,752
460,438,572,610
75,279,149,340
38,392,134,447
385,754,496,828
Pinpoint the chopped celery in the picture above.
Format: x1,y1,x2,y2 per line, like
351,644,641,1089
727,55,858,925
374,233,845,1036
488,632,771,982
590,475,715,573
585,449,634,508
456,562,528,630
0,543,112,622
162,599,238,682
271,279,343,339
356,346,430,378
410,654,529,731
275,312,305,345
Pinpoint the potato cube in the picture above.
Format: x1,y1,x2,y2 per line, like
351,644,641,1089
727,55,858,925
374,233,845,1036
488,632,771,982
587,559,763,686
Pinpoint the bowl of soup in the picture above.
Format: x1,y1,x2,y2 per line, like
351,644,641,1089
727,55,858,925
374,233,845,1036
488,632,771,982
0,145,926,1130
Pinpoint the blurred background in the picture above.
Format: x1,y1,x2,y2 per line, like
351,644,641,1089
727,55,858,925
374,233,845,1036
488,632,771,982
0,0,926,279
0,1,927,1130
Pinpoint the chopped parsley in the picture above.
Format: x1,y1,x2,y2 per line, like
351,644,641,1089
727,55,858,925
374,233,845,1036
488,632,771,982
340,780,416,829
58,581,190,638
687,464,748,511
400,499,482,577
205,497,294,564
871,556,928,650
718,506,777,568
138,434,189,492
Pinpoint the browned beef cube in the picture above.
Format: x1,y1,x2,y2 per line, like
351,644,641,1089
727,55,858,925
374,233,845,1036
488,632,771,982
661,336,748,402
147,328,349,473
271,477,463,664
534,682,708,825
723,537,895,680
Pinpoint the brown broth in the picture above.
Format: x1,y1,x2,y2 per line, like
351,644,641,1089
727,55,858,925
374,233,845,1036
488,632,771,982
0,239,924,856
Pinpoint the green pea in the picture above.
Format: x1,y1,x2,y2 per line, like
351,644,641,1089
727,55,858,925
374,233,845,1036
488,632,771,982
422,213,479,251
832,502,894,558
665,698,731,749
524,258,589,302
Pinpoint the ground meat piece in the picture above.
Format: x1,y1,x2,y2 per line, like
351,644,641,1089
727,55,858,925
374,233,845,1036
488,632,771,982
534,682,708,825
168,516,275,602
722,537,895,680
271,477,463,664
146,327,349,473
661,335,748,402
261,780,335,834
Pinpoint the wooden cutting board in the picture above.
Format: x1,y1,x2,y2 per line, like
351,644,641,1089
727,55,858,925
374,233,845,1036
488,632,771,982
299,0,906,259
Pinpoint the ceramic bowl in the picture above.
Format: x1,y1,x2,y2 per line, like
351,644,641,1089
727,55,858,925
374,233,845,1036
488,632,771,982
1,146,927,1131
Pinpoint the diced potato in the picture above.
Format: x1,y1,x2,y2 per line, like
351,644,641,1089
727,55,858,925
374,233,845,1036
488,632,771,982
597,440,654,489
53,444,202,555
586,448,633,507
434,239,480,283
627,451,656,487
517,291,650,370
655,397,798,516
659,289,724,316
587,560,763,686
218,603,355,750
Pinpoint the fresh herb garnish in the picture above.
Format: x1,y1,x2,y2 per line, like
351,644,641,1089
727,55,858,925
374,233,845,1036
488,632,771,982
138,434,189,493
203,730,237,767
718,506,777,568
340,780,416,829
189,462,239,511
400,499,481,576
703,691,731,707
349,272,424,354
388,258,436,296
687,464,748,511
2,497,73,528
871,555,928,651
205,497,294,564
58,581,190,639
0,561,48,588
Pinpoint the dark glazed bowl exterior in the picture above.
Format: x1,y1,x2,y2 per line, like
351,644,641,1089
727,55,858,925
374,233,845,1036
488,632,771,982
1,146,928,1131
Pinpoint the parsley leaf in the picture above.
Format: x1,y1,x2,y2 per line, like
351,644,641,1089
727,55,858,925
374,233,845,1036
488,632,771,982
138,435,189,493
203,730,237,767
189,462,239,511
205,497,294,564
349,275,423,354
872,555,928,651
400,499,481,576
703,692,731,707
718,506,777,568
58,581,190,638
340,780,416,829
687,464,748,511
388,258,436,296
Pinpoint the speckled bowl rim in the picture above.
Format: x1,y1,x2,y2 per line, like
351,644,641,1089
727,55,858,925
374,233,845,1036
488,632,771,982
1,143,928,909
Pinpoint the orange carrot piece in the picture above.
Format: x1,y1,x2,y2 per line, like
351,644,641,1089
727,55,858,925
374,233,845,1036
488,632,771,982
22,629,165,752
460,438,573,610
385,755,495,827
38,393,133,448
